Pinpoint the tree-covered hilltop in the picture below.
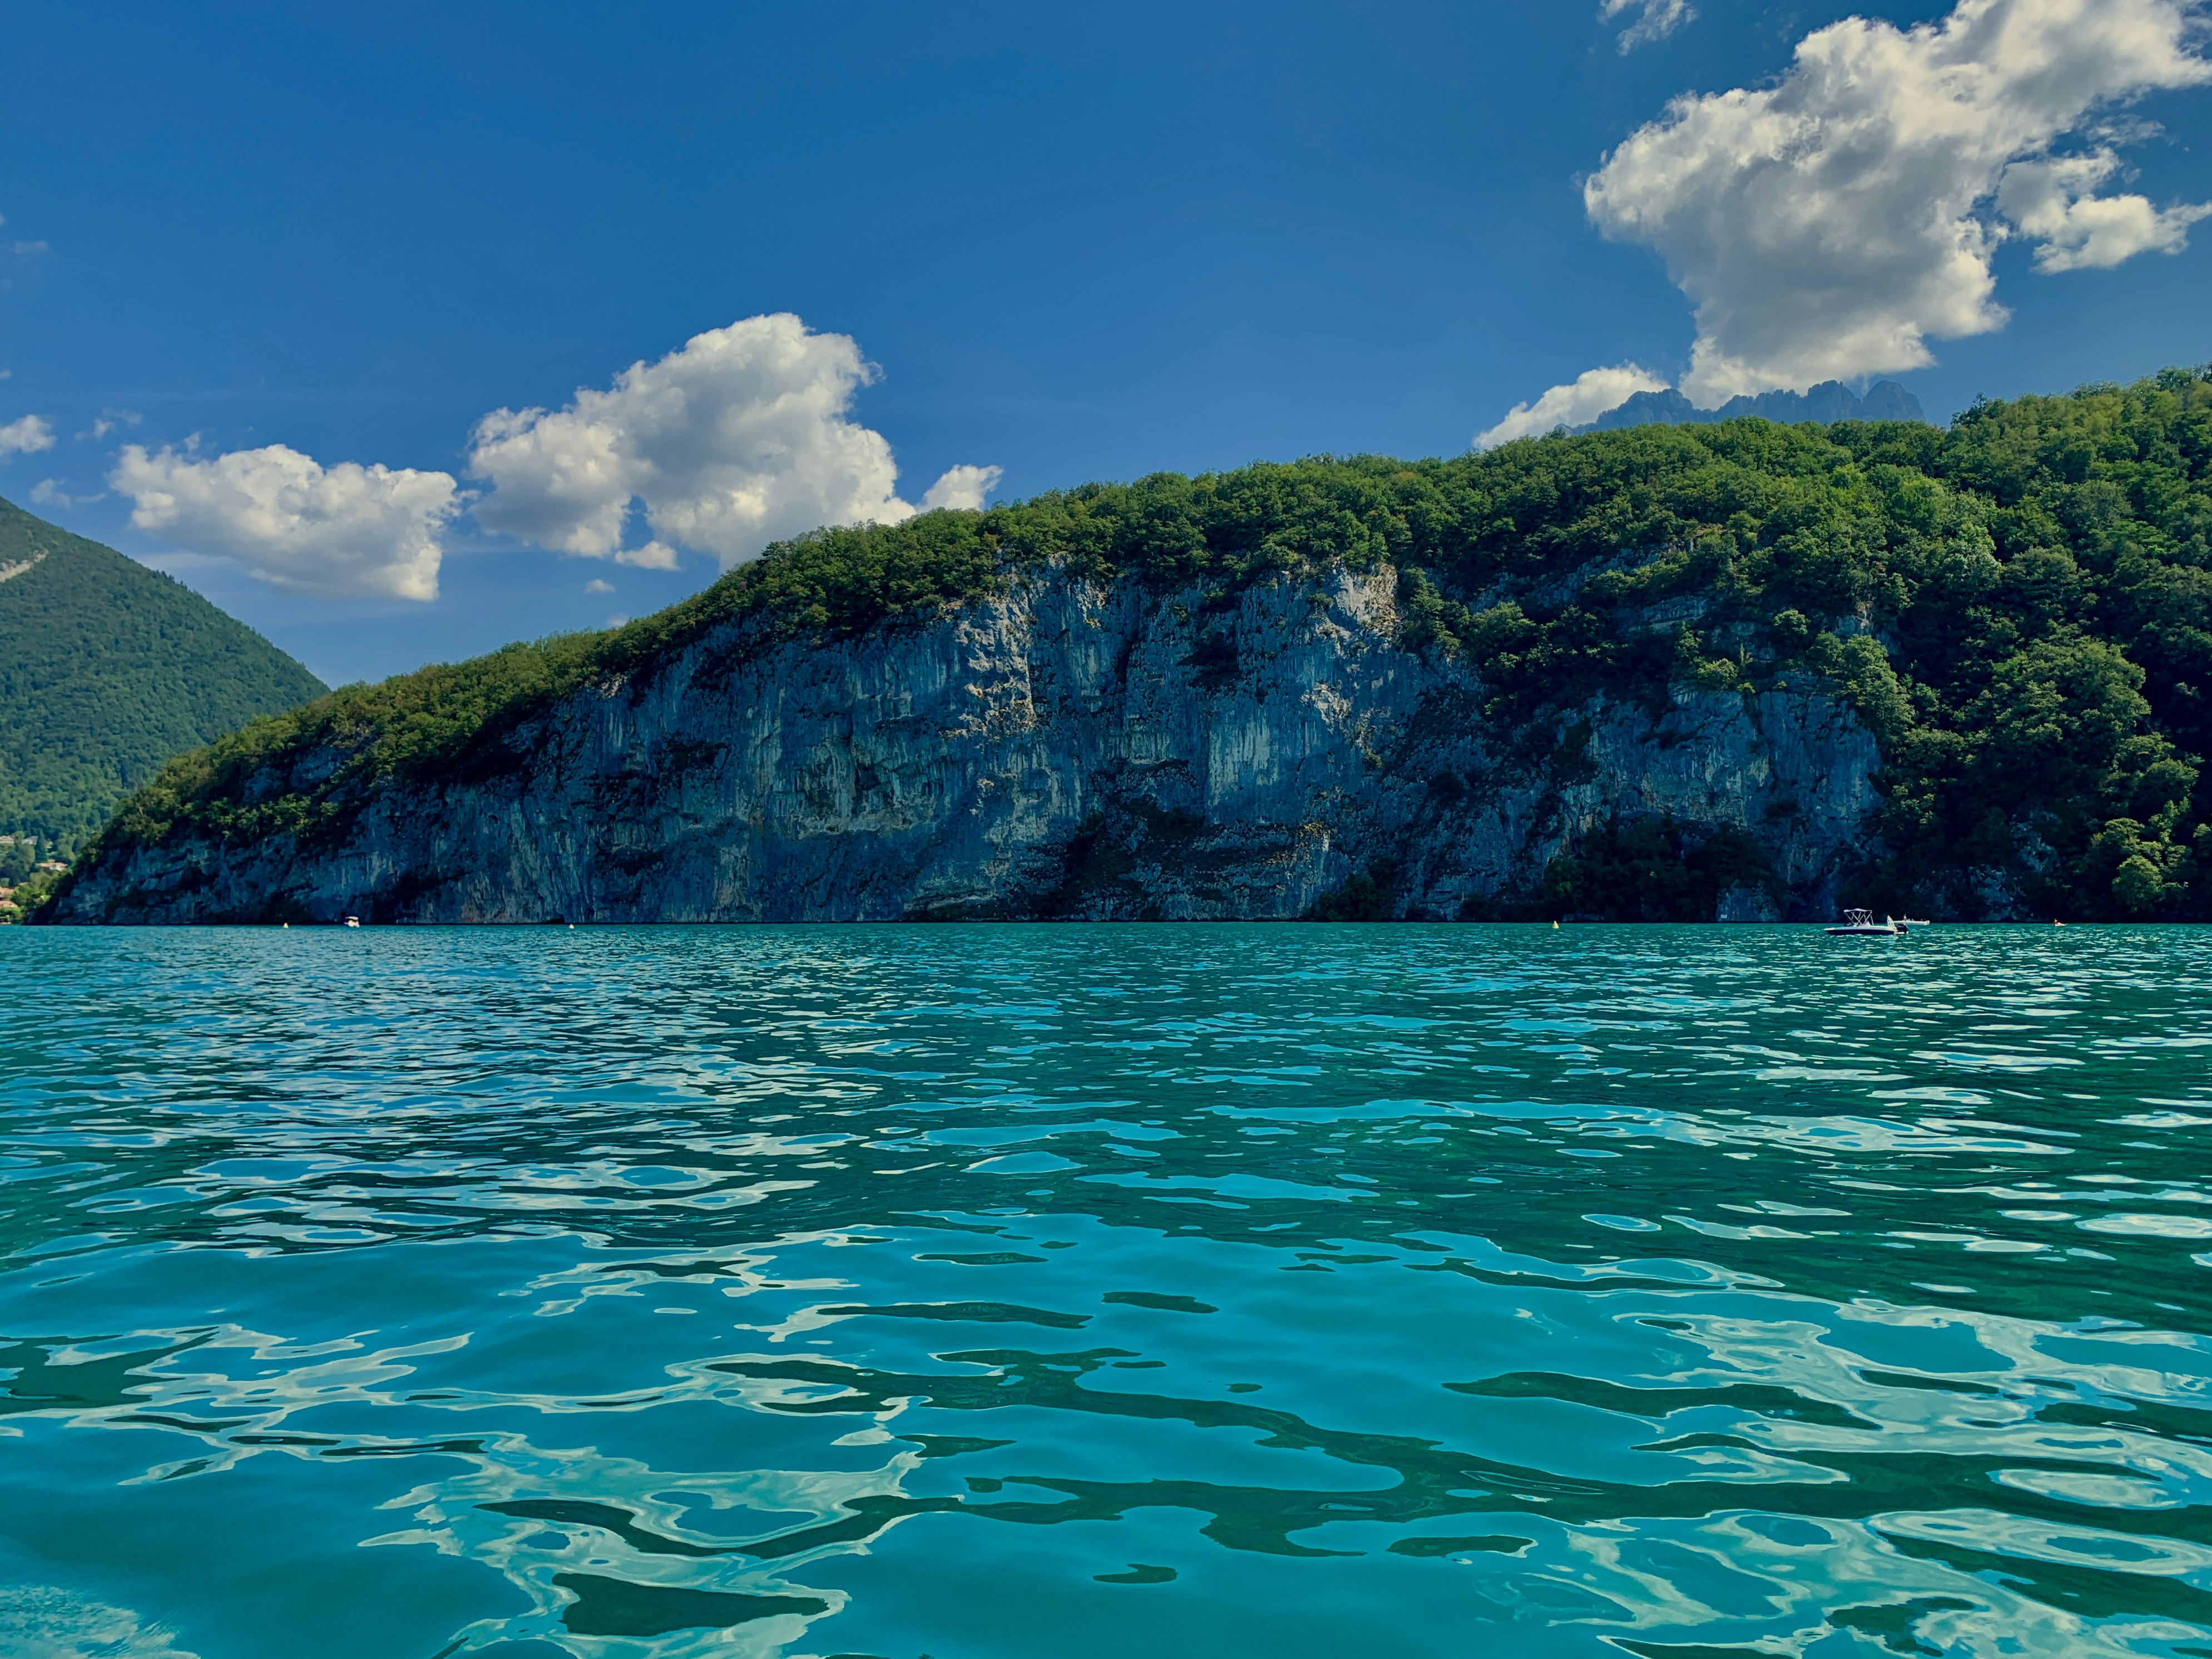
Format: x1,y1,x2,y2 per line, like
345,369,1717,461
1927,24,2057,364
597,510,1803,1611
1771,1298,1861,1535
0,497,328,850
67,365,2212,922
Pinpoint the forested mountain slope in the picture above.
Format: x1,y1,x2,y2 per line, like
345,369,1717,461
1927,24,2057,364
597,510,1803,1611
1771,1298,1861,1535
39,366,2212,924
0,497,326,848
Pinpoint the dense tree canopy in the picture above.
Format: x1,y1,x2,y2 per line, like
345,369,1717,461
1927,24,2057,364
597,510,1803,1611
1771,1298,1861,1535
0,497,326,850
78,366,2212,921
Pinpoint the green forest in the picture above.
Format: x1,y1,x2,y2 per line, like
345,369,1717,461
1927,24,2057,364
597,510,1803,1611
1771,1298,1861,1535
0,497,327,850
79,365,2212,921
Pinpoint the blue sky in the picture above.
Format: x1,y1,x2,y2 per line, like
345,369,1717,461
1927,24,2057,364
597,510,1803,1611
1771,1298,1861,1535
3,0,2209,685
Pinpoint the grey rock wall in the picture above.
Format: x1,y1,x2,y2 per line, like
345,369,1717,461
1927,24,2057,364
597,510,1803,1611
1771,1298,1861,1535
51,565,1884,924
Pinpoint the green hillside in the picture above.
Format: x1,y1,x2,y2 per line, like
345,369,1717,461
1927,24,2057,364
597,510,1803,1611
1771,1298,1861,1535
0,496,326,852
64,365,2212,921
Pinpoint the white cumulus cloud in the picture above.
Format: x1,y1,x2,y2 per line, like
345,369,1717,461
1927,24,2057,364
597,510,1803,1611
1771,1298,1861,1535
1474,364,1669,448
467,313,1001,570
111,443,461,601
1582,0,2212,406
0,414,55,460
1601,0,1694,53
919,463,1002,512
1997,149,2212,269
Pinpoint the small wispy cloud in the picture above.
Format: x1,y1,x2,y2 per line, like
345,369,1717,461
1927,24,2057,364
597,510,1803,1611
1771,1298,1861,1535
0,215,47,263
583,577,614,594
616,540,680,571
28,478,104,509
0,414,56,460
78,408,143,442
1600,0,1693,53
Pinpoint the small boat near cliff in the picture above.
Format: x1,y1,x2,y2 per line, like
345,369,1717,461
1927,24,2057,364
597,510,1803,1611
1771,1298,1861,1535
1825,908,1899,936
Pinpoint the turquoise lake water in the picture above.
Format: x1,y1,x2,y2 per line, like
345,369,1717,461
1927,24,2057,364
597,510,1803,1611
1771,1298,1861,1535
3,925,2211,1658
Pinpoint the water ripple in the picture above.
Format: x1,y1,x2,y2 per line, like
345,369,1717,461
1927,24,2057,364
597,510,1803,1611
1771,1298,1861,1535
3,923,2211,1657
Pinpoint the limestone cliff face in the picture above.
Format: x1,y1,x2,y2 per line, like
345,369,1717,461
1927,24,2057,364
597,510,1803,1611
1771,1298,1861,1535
51,565,1883,924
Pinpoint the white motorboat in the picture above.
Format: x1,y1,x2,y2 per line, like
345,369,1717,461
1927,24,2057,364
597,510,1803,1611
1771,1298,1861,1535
1825,908,1899,936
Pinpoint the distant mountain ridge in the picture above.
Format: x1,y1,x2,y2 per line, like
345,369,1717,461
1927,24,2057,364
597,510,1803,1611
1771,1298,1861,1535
1571,379,1924,434
0,496,326,848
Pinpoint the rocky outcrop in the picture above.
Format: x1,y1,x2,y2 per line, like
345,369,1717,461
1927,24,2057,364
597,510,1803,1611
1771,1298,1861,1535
49,565,1884,924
